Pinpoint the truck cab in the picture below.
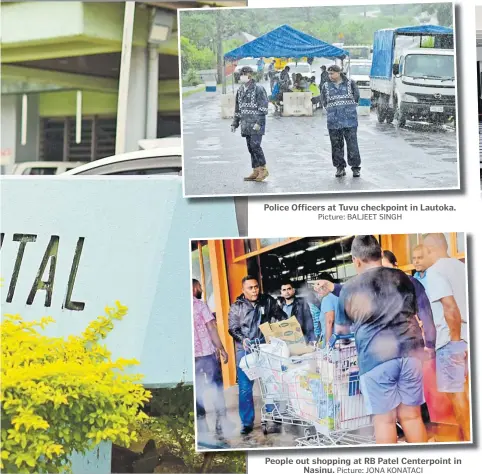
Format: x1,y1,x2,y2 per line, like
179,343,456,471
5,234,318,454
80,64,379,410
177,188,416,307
393,48,455,126
370,25,455,127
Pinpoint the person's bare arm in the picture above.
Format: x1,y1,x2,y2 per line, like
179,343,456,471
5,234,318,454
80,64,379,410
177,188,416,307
440,295,462,341
206,320,228,363
325,310,335,343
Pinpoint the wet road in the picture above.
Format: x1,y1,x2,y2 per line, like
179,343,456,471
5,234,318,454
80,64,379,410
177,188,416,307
182,86,459,197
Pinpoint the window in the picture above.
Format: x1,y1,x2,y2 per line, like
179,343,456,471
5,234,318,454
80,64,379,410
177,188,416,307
243,239,259,255
191,242,215,313
22,167,57,175
259,238,287,248
107,168,182,176
349,65,371,75
40,116,116,162
404,54,454,79
456,233,465,254
73,157,181,176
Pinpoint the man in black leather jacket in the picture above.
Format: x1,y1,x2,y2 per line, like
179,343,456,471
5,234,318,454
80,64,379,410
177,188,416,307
228,275,286,435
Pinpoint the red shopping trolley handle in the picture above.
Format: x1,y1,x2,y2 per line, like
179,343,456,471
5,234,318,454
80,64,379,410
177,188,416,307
328,333,355,349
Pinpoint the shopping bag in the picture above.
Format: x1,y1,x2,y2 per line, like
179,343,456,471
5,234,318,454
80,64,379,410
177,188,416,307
239,352,265,381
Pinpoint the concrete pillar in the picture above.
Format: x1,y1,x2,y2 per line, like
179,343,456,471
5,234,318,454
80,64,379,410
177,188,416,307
124,46,148,153
1,95,17,172
146,45,159,139
15,93,40,163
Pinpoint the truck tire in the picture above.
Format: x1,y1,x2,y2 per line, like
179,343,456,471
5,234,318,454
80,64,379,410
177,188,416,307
376,95,389,123
385,108,395,124
377,102,387,123
394,101,406,128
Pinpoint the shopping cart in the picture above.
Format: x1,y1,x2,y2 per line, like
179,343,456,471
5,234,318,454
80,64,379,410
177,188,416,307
242,339,315,436
294,333,374,446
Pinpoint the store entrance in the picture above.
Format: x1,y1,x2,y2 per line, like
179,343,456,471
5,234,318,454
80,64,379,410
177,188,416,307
251,236,356,299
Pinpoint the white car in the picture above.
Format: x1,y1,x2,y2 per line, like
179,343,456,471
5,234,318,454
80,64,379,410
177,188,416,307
62,137,182,176
286,62,315,77
233,57,261,83
346,60,372,88
8,161,87,175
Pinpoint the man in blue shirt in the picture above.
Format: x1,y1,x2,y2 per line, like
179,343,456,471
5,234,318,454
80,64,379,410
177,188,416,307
320,291,339,344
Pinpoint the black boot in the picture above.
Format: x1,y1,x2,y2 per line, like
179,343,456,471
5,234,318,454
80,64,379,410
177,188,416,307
335,167,346,177
240,425,253,435
352,167,361,178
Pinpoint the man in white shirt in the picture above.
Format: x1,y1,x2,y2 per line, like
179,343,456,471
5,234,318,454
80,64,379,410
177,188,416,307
422,234,470,441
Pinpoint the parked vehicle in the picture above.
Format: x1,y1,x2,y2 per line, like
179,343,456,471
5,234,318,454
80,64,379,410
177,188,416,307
370,25,455,127
9,161,87,175
346,60,372,88
233,57,260,83
285,62,315,77
62,139,182,176
342,44,372,61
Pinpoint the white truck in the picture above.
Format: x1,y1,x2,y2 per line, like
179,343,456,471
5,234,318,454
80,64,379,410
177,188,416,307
370,25,455,127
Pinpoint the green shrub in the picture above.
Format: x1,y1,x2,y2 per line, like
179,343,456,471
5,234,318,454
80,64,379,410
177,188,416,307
1,302,151,473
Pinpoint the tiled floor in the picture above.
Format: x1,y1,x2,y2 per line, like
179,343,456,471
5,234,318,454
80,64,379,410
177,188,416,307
198,385,463,449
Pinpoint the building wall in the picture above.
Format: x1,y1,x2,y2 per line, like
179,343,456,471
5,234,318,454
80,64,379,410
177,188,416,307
1,95,17,170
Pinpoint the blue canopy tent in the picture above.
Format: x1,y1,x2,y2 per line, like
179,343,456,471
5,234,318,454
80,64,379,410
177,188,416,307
222,25,348,93
224,24,348,61
370,25,454,79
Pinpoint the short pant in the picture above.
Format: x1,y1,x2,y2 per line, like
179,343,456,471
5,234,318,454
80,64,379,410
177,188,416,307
359,357,424,415
436,340,468,393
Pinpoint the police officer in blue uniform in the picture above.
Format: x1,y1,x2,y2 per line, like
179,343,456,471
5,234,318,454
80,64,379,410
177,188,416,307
231,66,270,182
321,65,362,178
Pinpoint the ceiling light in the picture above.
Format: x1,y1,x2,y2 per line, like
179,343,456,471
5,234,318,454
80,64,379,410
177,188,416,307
316,259,326,265
306,235,354,251
282,270,289,274
284,250,305,258
334,252,352,260
306,244,323,251
297,266,304,270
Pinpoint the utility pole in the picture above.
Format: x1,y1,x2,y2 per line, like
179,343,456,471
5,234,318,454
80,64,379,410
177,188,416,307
115,1,135,155
215,10,226,93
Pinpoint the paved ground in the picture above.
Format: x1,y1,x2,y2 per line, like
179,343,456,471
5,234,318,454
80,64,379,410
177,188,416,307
182,83,459,197
197,385,461,451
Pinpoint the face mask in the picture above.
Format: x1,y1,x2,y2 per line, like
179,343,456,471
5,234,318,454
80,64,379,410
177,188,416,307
240,75,249,83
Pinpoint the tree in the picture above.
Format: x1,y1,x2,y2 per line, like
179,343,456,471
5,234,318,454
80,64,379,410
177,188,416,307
424,3,453,26
180,37,216,73
1,302,151,473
